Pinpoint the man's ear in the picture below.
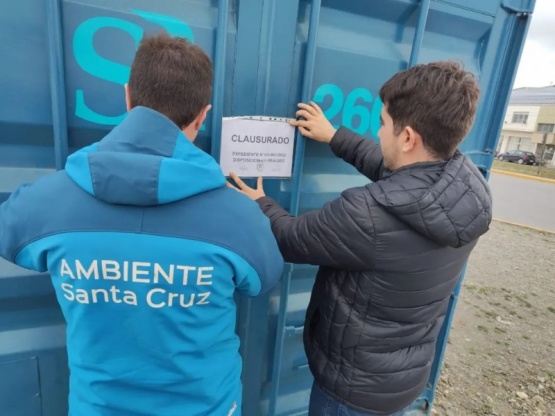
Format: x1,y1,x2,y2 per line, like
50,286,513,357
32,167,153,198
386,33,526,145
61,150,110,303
400,126,419,153
193,104,212,131
125,83,132,111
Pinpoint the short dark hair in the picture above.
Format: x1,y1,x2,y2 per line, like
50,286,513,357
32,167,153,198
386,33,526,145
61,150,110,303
379,61,480,160
128,32,213,128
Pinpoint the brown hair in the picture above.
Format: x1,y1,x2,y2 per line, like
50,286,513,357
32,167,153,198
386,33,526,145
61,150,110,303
379,61,480,160
128,32,213,128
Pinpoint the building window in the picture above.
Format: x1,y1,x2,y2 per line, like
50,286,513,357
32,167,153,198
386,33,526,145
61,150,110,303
508,136,532,151
512,112,529,124
538,123,554,133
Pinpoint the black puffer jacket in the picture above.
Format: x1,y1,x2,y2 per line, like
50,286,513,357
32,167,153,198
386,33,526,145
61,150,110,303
257,127,492,415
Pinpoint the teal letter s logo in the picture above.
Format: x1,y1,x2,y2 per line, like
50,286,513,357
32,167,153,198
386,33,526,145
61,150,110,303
73,10,194,125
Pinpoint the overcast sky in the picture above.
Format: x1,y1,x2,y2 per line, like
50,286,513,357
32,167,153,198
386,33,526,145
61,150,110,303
513,0,555,88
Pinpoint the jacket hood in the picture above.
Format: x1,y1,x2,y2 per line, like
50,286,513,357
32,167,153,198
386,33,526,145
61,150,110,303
65,107,225,206
369,151,492,248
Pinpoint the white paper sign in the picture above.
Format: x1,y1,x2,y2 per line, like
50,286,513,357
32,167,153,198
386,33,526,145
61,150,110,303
220,116,296,178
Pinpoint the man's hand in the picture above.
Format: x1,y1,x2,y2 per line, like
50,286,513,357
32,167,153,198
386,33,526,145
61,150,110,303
227,173,266,200
290,101,337,143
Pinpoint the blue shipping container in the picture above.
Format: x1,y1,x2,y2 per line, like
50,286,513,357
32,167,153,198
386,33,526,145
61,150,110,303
0,0,535,415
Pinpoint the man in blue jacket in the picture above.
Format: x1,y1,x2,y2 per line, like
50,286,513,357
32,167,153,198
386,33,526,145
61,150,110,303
0,33,283,415
231,62,492,415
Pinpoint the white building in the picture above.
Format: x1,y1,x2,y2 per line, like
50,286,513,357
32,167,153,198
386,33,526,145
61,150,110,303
497,86,555,166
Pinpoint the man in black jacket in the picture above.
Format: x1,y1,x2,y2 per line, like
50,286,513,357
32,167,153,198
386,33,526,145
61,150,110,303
229,61,492,415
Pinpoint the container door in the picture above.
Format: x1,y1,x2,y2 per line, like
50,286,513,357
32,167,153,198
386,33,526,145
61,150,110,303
239,1,534,415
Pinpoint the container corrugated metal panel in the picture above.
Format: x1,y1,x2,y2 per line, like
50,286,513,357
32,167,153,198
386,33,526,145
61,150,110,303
0,0,535,415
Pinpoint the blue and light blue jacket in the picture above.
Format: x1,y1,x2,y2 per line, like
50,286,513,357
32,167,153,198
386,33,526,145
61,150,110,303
0,107,284,416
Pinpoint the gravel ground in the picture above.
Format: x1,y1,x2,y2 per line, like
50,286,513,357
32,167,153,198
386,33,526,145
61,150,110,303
433,221,555,416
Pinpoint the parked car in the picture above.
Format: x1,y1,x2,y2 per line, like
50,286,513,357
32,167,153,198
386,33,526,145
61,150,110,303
497,150,536,165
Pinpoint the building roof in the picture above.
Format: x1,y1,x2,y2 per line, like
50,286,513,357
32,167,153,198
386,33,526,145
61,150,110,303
510,86,555,105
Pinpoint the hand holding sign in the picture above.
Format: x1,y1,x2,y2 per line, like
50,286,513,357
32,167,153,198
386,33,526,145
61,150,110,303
227,173,265,201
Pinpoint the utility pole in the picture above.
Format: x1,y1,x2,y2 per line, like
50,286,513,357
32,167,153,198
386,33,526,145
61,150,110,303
538,133,548,176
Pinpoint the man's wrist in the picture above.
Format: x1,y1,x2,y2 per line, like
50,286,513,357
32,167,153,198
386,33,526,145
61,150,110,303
323,128,337,144
328,127,341,145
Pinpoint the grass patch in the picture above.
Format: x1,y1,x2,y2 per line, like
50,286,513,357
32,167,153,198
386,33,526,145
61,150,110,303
495,327,508,334
483,310,498,319
548,307,555,314
478,286,496,296
522,335,530,340
492,160,555,180
515,295,532,308
478,325,489,333
466,283,477,292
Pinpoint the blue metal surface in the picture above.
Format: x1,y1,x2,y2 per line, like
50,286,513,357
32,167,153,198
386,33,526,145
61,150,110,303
503,0,535,13
269,3,322,412
0,0,535,415
209,0,230,160
0,358,41,416
409,0,431,67
469,1,536,174
290,0,322,216
46,0,70,170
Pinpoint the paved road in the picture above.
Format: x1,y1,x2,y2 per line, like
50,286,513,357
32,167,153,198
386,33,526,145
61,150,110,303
488,173,555,233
